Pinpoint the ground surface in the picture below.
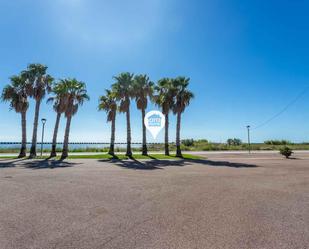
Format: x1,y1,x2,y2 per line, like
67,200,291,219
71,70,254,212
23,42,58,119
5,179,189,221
0,152,308,249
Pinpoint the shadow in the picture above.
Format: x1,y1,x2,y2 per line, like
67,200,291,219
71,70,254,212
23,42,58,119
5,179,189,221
22,159,81,169
186,158,258,168
0,158,28,168
147,155,159,160
105,157,257,170
111,154,119,160
107,157,186,170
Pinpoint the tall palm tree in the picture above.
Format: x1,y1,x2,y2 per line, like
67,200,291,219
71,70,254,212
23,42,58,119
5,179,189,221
133,74,154,155
172,77,194,157
22,63,53,158
98,89,118,155
112,72,134,157
1,75,29,158
154,78,175,156
61,79,89,159
47,81,67,157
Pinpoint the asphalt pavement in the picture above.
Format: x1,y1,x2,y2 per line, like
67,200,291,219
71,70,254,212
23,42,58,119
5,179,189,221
0,152,308,249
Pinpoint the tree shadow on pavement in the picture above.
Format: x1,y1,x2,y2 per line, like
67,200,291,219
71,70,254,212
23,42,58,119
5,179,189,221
104,157,258,170
105,157,186,170
22,159,81,169
101,157,259,170
0,158,28,168
186,159,258,168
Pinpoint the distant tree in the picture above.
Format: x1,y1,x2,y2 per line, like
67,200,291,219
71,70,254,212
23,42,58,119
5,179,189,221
227,138,242,146
112,73,135,157
279,146,293,159
22,63,53,158
172,77,194,157
1,75,29,158
227,138,234,146
60,79,89,159
197,139,209,143
182,139,194,147
47,81,68,157
133,74,154,155
98,89,118,155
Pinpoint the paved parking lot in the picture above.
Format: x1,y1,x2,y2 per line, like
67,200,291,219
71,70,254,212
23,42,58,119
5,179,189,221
0,152,308,249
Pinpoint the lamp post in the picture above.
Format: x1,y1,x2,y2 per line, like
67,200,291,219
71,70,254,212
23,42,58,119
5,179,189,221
246,125,251,154
41,118,47,156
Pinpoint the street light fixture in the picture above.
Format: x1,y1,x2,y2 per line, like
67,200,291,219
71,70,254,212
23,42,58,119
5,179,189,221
41,118,47,156
246,125,251,154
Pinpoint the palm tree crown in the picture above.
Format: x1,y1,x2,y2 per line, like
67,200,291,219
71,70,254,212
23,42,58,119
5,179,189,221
172,77,194,114
154,78,175,114
133,74,154,110
2,75,29,113
47,81,68,114
112,72,134,112
22,63,53,101
60,78,90,117
98,89,117,122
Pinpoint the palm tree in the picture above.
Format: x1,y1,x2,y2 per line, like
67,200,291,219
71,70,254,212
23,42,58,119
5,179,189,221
98,89,118,155
172,77,194,157
61,79,89,159
22,63,53,158
133,74,154,155
47,81,68,157
112,72,134,157
154,78,175,156
1,75,29,158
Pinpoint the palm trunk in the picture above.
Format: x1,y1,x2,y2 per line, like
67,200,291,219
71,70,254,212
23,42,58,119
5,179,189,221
61,115,72,159
18,111,27,158
50,112,61,157
29,100,41,158
164,112,169,156
176,112,182,157
141,108,147,155
109,114,116,155
126,105,132,157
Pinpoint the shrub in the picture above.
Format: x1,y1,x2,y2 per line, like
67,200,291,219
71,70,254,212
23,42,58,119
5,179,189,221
279,146,293,159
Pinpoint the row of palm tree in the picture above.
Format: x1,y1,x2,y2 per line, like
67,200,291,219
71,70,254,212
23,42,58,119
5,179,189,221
2,65,193,159
99,72,194,157
1,64,89,159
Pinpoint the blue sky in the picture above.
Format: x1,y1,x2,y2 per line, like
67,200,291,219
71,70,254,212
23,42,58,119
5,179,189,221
0,0,309,143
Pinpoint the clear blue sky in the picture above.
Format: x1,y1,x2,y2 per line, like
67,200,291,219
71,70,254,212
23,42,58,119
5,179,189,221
0,0,308,143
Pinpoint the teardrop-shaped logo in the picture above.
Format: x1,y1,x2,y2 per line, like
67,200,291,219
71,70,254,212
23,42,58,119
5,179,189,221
144,110,165,139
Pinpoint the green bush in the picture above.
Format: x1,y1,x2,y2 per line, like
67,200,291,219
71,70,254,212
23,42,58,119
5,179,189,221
279,146,293,158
